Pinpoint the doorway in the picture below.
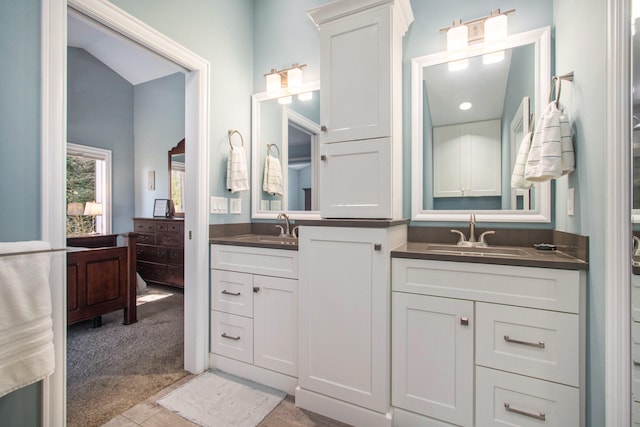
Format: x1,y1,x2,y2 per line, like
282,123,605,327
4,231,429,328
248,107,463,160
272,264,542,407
42,1,211,425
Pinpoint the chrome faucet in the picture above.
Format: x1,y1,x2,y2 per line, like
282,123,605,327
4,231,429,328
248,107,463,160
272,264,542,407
451,214,495,247
276,212,293,237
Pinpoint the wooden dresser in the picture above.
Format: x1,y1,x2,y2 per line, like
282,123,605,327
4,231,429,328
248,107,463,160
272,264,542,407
133,217,184,288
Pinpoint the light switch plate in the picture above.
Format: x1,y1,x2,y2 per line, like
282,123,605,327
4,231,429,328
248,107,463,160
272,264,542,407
210,196,228,214
260,200,270,211
230,198,241,214
567,188,575,216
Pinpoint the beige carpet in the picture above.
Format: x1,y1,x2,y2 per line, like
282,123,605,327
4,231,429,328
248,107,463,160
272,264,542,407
66,285,187,427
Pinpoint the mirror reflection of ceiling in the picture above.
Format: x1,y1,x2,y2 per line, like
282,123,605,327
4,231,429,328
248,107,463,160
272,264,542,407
424,50,512,127
67,11,185,85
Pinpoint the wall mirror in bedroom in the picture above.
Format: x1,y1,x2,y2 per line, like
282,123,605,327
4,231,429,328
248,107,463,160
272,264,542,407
169,138,185,217
411,26,552,223
251,82,322,219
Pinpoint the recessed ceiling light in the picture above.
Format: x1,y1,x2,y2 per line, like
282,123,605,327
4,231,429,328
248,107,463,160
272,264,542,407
459,102,472,111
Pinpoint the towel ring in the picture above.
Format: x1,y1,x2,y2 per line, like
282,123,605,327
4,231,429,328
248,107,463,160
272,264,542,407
228,130,244,149
548,71,574,107
267,143,280,158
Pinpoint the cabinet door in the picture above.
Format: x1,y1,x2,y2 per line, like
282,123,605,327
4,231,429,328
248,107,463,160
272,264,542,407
319,6,391,143
392,292,474,426
253,275,298,377
320,137,391,219
299,227,389,412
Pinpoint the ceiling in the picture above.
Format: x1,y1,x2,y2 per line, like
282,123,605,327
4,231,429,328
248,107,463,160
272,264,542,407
67,11,185,86
423,49,512,127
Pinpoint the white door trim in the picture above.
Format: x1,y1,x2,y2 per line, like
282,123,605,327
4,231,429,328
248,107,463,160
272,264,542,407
42,1,211,425
605,0,631,425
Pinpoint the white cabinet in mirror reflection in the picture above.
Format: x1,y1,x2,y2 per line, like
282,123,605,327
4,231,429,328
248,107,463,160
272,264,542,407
433,119,501,200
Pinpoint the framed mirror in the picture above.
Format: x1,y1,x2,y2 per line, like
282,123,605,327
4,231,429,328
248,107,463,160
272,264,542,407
168,138,185,217
411,26,551,222
251,81,322,219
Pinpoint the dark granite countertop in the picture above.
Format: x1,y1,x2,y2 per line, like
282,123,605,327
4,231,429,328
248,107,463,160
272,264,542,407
210,234,298,251
391,241,588,271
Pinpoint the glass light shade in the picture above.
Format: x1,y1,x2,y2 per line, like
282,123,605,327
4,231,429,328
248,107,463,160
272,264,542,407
266,72,281,97
447,24,468,55
84,201,103,216
483,13,507,64
277,96,292,105
287,67,303,91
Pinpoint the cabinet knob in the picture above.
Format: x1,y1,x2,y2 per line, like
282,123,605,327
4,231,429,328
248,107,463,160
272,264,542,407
460,317,469,326
374,243,382,251
253,287,260,293
320,125,327,132
320,155,327,161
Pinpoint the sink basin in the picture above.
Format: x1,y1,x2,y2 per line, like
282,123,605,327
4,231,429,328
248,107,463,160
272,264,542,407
233,235,298,246
423,244,528,257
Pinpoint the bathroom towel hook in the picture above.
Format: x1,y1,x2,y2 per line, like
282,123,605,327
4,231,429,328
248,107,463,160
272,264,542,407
548,71,574,107
228,129,244,149
267,143,280,158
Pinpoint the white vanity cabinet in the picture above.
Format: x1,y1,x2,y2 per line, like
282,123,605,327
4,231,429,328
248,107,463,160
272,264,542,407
433,119,502,198
392,258,586,427
307,0,413,219
296,224,407,427
209,244,298,393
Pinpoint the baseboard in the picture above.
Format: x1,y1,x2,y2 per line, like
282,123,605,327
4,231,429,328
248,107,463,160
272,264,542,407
208,353,297,394
295,386,392,427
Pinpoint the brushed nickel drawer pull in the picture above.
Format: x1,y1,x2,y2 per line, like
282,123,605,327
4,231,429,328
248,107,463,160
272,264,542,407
221,290,241,296
374,243,382,251
253,287,260,293
460,317,469,326
504,335,546,348
504,403,546,421
634,359,640,366
221,333,240,341
321,125,327,132
320,155,327,161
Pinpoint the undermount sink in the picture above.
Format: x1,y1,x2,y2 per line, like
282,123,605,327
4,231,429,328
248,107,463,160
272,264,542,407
233,234,298,245
423,244,528,257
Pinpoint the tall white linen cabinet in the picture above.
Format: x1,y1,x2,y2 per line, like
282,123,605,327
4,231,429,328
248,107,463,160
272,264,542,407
296,1,413,426
311,0,413,220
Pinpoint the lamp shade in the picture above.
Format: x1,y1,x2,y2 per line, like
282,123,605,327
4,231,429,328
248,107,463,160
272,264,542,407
67,202,84,216
447,24,468,71
483,13,507,64
287,66,303,91
266,71,281,97
84,201,103,216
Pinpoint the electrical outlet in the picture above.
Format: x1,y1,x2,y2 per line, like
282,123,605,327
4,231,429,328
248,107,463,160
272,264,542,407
567,188,575,216
210,196,228,214
230,198,241,214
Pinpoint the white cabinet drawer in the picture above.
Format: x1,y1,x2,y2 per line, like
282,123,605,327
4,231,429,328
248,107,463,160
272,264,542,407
476,302,580,386
211,269,253,317
476,367,580,427
392,258,582,313
211,311,254,364
211,244,298,279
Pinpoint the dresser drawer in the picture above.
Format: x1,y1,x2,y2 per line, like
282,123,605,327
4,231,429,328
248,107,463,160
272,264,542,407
167,247,184,265
135,221,156,233
136,261,168,283
156,232,183,247
476,302,579,386
137,233,155,244
211,270,253,317
211,311,253,364
167,222,183,233
167,265,184,287
136,244,167,263
476,367,579,426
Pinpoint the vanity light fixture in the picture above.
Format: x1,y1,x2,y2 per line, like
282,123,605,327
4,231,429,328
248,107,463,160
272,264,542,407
264,63,307,97
441,9,515,68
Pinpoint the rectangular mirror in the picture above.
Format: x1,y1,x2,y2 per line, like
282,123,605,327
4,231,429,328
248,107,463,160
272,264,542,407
411,26,551,222
251,82,321,219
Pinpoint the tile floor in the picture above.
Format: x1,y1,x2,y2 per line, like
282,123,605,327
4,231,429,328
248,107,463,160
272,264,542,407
102,374,350,427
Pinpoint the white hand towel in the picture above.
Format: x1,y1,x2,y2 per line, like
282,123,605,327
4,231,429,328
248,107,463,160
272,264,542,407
263,154,283,196
0,241,55,398
226,146,249,193
511,131,534,189
560,111,575,175
525,101,574,181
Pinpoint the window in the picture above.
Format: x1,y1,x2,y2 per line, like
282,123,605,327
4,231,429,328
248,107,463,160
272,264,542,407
66,143,112,235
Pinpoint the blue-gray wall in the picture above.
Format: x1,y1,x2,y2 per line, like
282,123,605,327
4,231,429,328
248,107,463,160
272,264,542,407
68,47,135,233
111,0,255,224
134,73,185,218
0,0,42,425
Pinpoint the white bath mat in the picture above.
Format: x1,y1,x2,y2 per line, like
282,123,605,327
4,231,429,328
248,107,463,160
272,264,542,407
157,370,286,427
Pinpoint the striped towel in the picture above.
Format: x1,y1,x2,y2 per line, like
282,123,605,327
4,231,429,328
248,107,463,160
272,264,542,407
263,154,283,196
511,131,534,189
226,146,249,193
525,102,574,181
